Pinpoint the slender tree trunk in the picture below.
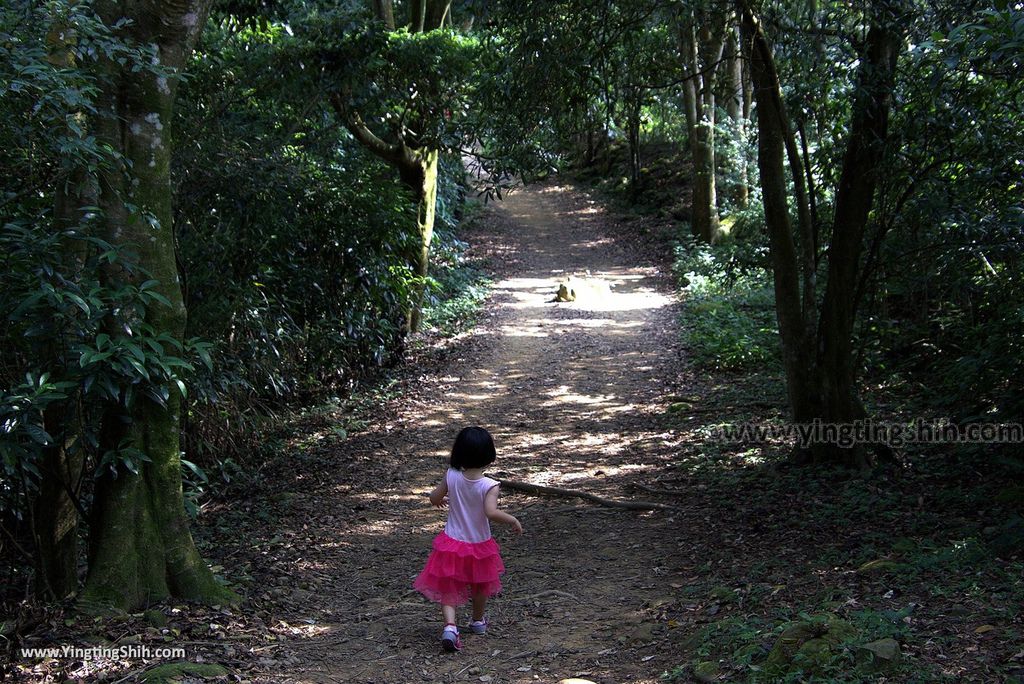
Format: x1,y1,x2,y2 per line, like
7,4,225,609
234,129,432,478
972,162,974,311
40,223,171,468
739,5,819,424
725,25,749,208
409,150,439,332
80,0,236,611
678,15,725,243
625,93,642,195
33,20,94,601
34,404,83,600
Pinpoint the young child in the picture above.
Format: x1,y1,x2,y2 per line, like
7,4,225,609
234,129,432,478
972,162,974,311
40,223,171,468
413,426,523,652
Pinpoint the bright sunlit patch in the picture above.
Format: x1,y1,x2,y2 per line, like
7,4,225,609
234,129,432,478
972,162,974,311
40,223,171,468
566,205,602,216
542,386,615,405
271,620,332,639
493,270,672,313
499,325,549,337
449,393,492,401
571,237,615,248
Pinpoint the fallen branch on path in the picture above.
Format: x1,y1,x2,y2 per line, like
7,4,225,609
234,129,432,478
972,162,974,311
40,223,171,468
515,589,579,602
499,479,675,511
538,504,618,514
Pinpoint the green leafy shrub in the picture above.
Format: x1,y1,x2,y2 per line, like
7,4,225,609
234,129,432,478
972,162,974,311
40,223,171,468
674,237,780,372
0,1,204,536
171,22,474,464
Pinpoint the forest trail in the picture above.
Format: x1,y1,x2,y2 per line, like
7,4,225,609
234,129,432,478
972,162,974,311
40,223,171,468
247,182,697,684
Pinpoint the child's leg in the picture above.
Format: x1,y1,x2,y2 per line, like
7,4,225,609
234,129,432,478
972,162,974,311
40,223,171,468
471,592,487,622
440,603,461,652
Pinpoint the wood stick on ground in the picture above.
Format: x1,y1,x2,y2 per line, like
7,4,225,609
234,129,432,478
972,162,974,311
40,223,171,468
499,479,675,511
516,589,579,602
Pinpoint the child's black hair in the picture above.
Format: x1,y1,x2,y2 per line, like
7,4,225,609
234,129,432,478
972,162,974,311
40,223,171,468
450,426,497,470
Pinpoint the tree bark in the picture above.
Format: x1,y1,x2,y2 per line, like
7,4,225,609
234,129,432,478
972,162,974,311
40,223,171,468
425,0,451,31
80,0,236,611
372,0,396,30
815,0,902,464
409,149,439,332
410,0,426,32
725,25,749,208
738,0,903,467
738,4,820,424
678,13,725,243
33,405,83,600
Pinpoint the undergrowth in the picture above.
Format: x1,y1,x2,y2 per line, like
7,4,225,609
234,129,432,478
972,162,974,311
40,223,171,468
419,203,493,338
182,203,493,515
672,235,780,372
657,437,1024,683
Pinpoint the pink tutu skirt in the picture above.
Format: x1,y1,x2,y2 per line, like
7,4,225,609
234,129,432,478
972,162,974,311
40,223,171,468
413,532,505,606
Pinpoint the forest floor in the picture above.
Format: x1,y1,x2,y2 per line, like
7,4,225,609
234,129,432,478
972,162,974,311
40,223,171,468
14,180,1023,683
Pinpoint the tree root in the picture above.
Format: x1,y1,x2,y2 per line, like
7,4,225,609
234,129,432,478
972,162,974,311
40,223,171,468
499,479,675,511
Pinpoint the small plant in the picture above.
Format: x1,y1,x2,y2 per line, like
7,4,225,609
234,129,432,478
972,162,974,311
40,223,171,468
673,236,780,372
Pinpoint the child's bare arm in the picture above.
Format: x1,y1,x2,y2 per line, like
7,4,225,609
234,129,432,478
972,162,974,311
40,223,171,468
484,486,523,534
428,478,448,508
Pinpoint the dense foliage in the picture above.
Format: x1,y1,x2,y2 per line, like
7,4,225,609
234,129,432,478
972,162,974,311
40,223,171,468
173,20,422,459
0,0,1020,631
0,0,203,539
0,1,475,603
498,0,1022,429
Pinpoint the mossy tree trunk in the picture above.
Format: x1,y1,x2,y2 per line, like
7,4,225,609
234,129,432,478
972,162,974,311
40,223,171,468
678,12,726,243
332,0,453,332
399,147,439,332
80,0,235,611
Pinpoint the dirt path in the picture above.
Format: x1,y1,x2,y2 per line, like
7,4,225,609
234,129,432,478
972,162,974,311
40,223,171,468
247,182,693,684
15,180,1016,684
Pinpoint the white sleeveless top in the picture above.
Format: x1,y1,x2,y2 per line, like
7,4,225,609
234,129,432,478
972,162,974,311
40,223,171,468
444,468,500,543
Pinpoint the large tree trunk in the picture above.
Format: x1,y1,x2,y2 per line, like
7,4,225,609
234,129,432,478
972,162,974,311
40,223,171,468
739,0,903,467
815,0,902,460
80,0,235,611
373,0,396,29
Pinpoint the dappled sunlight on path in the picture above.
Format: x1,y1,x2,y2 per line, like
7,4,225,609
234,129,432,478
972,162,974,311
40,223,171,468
274,181,687,684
